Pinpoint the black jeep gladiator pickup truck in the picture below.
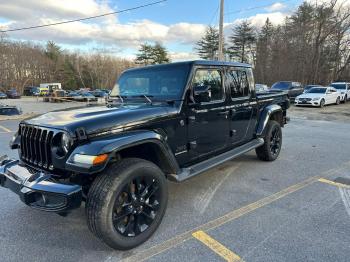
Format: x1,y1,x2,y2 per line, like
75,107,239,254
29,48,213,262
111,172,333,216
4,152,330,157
0,60,289,250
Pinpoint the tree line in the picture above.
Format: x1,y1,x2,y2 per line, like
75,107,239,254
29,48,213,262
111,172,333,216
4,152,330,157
196,0,350,85
0,36,134,92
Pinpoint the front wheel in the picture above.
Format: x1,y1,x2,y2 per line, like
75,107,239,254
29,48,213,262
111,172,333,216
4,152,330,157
256,120,282,161
86,158,168,250
319,99,325,108
343,95,347,104
336,97,340,105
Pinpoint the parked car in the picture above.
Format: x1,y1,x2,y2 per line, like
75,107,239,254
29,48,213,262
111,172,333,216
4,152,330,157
80,92,98,102
295,86,341,107
0,92,7,99
0,104,22,115
271,81,304,100
255,84,269,93
6,89,21,99
330,82,350,103
303,84,322,93
0,60,290,250
23,86,40,96
90,90,108,98
66,92,83,101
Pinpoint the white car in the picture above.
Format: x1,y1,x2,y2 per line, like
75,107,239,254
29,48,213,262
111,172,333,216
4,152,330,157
255,84,269,93
295,86,341,107
330,82,350,103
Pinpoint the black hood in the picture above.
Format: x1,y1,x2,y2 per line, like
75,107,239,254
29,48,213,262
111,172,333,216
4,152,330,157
23,103,176,136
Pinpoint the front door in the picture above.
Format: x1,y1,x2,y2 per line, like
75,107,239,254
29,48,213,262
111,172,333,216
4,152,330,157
187,68,230,162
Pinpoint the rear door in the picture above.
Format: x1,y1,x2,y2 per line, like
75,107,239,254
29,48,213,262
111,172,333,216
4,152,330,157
226,67,255,145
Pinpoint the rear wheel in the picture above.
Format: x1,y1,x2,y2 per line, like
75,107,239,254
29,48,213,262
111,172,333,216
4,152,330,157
256,120,282,161
86,158,168,250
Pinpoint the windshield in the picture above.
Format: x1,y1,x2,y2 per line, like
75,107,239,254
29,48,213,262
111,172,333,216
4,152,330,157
271,82,291,90
308,88,326,94
331,84,346,90
110,64,190,101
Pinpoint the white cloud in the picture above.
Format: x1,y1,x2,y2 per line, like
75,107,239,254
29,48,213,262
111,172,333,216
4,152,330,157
229,12,287,28
0,0,292,60
265,2,286,12
169,52,200,61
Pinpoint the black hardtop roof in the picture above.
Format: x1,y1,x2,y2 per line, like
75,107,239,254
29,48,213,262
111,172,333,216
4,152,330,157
126,60,252,73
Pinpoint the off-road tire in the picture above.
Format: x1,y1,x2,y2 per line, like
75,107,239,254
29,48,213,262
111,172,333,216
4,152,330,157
86,158,168,250
256,120,282,161
343,95,347,104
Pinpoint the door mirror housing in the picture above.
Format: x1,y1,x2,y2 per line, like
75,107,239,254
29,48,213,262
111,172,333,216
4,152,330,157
193,85,211,103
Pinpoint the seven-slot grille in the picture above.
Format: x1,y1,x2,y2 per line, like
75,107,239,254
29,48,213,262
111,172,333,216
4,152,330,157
19,124,55,170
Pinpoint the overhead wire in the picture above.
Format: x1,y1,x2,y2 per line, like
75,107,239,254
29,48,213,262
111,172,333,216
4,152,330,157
0,0,167,33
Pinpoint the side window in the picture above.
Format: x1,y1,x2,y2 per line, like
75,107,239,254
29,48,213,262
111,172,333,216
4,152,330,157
227,68,250,98
192,69,224,102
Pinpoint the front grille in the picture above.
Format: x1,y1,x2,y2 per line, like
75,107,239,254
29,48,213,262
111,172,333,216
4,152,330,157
301,98,312,102
19,125,55,170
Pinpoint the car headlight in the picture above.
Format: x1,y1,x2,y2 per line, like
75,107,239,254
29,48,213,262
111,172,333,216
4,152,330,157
61,133,72,154
312,97,320,101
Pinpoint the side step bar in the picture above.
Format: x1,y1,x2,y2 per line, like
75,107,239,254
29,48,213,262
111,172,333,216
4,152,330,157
170,138,264,182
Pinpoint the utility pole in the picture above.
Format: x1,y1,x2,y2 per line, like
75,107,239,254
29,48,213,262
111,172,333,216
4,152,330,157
218,0,224,61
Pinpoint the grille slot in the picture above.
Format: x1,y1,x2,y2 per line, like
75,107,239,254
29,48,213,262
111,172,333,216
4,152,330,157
20,125,55,170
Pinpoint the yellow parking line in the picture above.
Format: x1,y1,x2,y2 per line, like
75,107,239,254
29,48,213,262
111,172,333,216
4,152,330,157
318,178,350,189
193,231,243,262
121,162,350,262
0,125,11,133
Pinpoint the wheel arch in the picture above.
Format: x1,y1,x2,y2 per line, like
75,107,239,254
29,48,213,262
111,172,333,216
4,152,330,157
66,130,180,176
256,104,283,137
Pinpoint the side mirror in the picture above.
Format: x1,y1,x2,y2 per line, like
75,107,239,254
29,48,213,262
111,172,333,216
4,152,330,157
193,85,211,103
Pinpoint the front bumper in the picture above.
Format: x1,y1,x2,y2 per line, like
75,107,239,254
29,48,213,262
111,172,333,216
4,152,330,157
0,156,82,212
295,100,319,106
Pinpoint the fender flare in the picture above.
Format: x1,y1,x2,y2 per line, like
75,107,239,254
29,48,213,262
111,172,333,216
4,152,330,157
65,130,180,174
256,105,282,137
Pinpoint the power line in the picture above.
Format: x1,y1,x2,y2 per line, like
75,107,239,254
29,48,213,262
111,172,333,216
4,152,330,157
0,0,167,33
225,0,293,15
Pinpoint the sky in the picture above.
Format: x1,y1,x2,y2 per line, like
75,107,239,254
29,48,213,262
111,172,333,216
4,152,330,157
0,0,346,61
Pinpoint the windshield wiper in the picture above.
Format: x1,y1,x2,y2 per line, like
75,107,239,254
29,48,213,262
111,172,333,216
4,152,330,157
131,95,153,104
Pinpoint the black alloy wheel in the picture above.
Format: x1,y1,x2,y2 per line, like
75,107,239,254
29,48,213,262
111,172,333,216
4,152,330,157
112,176,161,237
256,120,282,161
86,158,168,250
270,126,281,157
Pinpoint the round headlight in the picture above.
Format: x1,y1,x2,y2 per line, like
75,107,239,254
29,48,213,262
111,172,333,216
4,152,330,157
61,133,72,153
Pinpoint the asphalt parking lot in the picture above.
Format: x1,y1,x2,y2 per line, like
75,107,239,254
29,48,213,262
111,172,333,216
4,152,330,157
1,101,350,262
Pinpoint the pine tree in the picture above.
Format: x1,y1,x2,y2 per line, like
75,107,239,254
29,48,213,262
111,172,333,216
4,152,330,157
150,42,170,64
255,18,274,84
228,21,256,63
135,43,154,65
195,26,219,60
135,43,170,65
